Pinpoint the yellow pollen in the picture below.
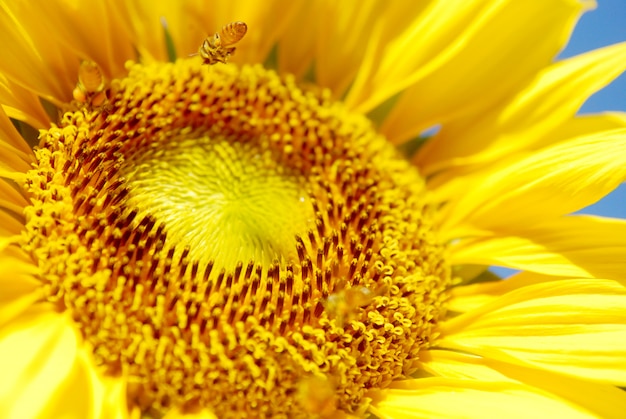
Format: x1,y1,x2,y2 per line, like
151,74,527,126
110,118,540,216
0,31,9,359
21,59,451,418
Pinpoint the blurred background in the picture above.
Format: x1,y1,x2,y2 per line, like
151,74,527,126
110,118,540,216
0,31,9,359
565,0,626,218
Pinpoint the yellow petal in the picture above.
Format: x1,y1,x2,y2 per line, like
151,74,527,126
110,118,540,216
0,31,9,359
450,215,626,281
35,349,108,419
439,279,626,385
0,74,50,129
34,1,136,79
0,178,29,215
439,129,626,239
0,210,25,235
0,2,76,105
418,350,518,381
416,41,626,175
0,106,33,155
100,376,128,419
418,350,626,419
0,306,98,419
0,138,34,174
428,112,626,202
110,1,200,63
368,376,600,419
348,0,588,120
429,112,626,196
0,256,40,329
346,0,490,112
277,1,317,79
448,272,562,313
313,0,392,98
539,112,626,146
113,1,174,63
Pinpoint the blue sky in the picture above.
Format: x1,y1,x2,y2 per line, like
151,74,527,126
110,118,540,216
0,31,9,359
562,0,626,218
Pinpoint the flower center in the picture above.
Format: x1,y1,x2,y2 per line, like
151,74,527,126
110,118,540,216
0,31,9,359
22,60,451,418
121,134,312,270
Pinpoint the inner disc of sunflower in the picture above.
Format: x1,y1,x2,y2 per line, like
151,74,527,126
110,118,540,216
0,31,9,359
23,60,450,418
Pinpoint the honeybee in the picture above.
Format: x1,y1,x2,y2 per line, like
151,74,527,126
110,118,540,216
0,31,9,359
323,281,387,328
296,375,337,418
72,60,108,108
195,21,248,65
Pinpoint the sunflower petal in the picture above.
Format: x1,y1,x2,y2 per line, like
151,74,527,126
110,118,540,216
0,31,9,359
0,74,51,129
34,1,136,79
0,2,76,105
440,130,626,238
0,179,29,215
540,112,626,146
0,139,34,173
33,349,107,419
0,256,40,329
0,307,98,419
313,0,391,98
114,1,174,63
368,376,600,419
450,215,626,281
0,210,25,235
110,1,201,63
418,349,518,381
418,350,626,419
0,106,33,155
100,377,128,419
439,279,626,385
429,113,626,196
277,2,317,79
415,41,626,173
448,272,561,313
346,0,492,112
348,0,588,122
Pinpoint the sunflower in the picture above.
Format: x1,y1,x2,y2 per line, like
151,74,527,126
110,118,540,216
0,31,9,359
1,0,626,418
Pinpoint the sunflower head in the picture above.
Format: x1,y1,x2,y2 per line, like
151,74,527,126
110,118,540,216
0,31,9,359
22,56,450,416
1,1,626,419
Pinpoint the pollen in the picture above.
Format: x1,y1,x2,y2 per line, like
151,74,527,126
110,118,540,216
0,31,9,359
20,59,451,418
